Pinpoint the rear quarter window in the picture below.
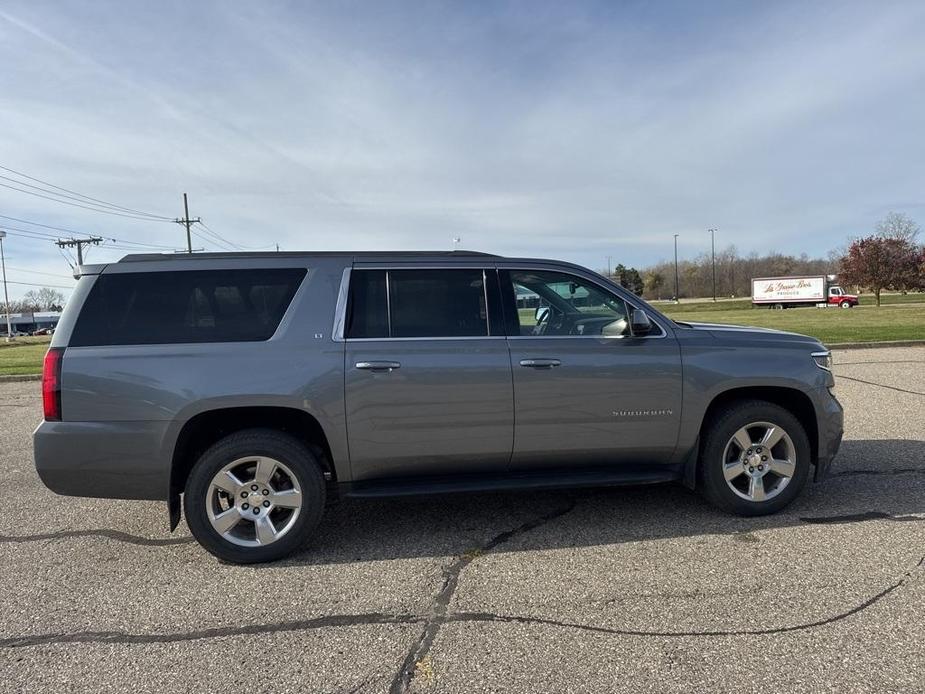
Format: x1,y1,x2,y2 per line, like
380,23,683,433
70,268,306,346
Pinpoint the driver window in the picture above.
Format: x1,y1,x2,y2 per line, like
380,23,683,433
506,270,630,337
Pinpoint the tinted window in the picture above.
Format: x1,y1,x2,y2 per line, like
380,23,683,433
346,269,489,338
389,269,488,337
71,268,306,346
346,270,389,338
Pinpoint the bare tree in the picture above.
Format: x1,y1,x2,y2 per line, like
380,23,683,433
20,288,66,312
876,211,920,243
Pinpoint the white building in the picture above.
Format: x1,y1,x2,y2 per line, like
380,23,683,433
0,311,62,335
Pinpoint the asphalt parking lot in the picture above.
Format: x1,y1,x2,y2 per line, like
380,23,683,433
1,346,923,693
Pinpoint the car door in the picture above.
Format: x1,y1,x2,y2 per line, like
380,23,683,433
343,265,514,481
501,266,682,471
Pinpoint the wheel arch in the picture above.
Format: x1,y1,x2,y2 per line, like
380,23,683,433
684,386,819,488
168,406,336,530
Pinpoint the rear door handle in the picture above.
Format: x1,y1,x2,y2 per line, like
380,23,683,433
519,358,561,368
355,361,401,372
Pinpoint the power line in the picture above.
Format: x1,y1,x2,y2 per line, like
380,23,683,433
5,266,73,279
0,163,173,220
0,213,100,236
0,225,175,251
0,181,177,221
198,221,242,250
192,227,236,251
5,279,74,289
0,173,172,220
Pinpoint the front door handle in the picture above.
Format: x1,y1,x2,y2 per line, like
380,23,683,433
519,358,561,368
355,361,401,372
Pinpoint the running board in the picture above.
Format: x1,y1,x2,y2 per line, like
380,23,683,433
339,465,682,499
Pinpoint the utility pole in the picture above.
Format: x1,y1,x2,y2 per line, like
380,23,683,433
55,236,102,266
174,193,201,253
708,228,717,302
606,255,612,277
673,234,680,303
0,230,12,341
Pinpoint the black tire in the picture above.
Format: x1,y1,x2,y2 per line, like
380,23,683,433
840,300,851,308
184,428,325,563
699,400,811,516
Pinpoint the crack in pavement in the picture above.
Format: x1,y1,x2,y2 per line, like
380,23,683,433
835,360,925,366
800,511,925,524
833,467,925,477
2,552,922,649
0,613,422,649
387,501,577,694
835,375,925,396
0,529,194,547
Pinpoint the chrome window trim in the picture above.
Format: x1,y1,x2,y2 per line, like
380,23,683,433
335,262,670,342
501,264,669,340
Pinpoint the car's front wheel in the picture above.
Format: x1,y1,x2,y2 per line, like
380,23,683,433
700,400,811,516
184,429,325,563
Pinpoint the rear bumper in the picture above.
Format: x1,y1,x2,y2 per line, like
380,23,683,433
33,420,171,500
814,387,844,481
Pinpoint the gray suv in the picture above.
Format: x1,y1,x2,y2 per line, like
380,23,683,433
34,251,843,563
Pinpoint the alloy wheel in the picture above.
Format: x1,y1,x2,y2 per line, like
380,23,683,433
205,456,303,547
721,421,796,502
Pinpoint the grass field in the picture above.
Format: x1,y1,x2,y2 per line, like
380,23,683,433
660,302,925,344
0,337,52,376
520,297,924,345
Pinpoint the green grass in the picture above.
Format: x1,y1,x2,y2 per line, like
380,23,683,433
660,302,925,344
656,291,925,313
519,297,925,344
0,337,52,376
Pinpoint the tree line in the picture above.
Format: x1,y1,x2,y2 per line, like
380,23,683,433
2,287,66,314
604,212,925,305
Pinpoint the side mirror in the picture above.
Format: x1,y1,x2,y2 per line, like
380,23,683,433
630,309,652,335
534,306,550,323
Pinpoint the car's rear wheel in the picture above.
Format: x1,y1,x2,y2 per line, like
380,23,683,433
184,428,325,563
700,401,811,516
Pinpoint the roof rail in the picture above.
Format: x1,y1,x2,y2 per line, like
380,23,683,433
117,250,499,262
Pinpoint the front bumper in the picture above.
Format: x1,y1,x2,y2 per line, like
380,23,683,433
33,419,171,500
814,387,844,481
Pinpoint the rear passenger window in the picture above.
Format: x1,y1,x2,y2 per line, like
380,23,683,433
346,269,489,338
389,270,487,337
71,268,306,346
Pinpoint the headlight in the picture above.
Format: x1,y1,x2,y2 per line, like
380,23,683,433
812,350,832,371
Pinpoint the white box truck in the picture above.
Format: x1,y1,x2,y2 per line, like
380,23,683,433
751,275,859,309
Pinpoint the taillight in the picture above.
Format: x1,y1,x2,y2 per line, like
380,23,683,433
42,347,64,421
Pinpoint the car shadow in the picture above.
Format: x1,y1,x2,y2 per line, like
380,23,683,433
283,438,925,566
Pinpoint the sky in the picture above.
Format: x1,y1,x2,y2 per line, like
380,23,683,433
1,0,924,299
